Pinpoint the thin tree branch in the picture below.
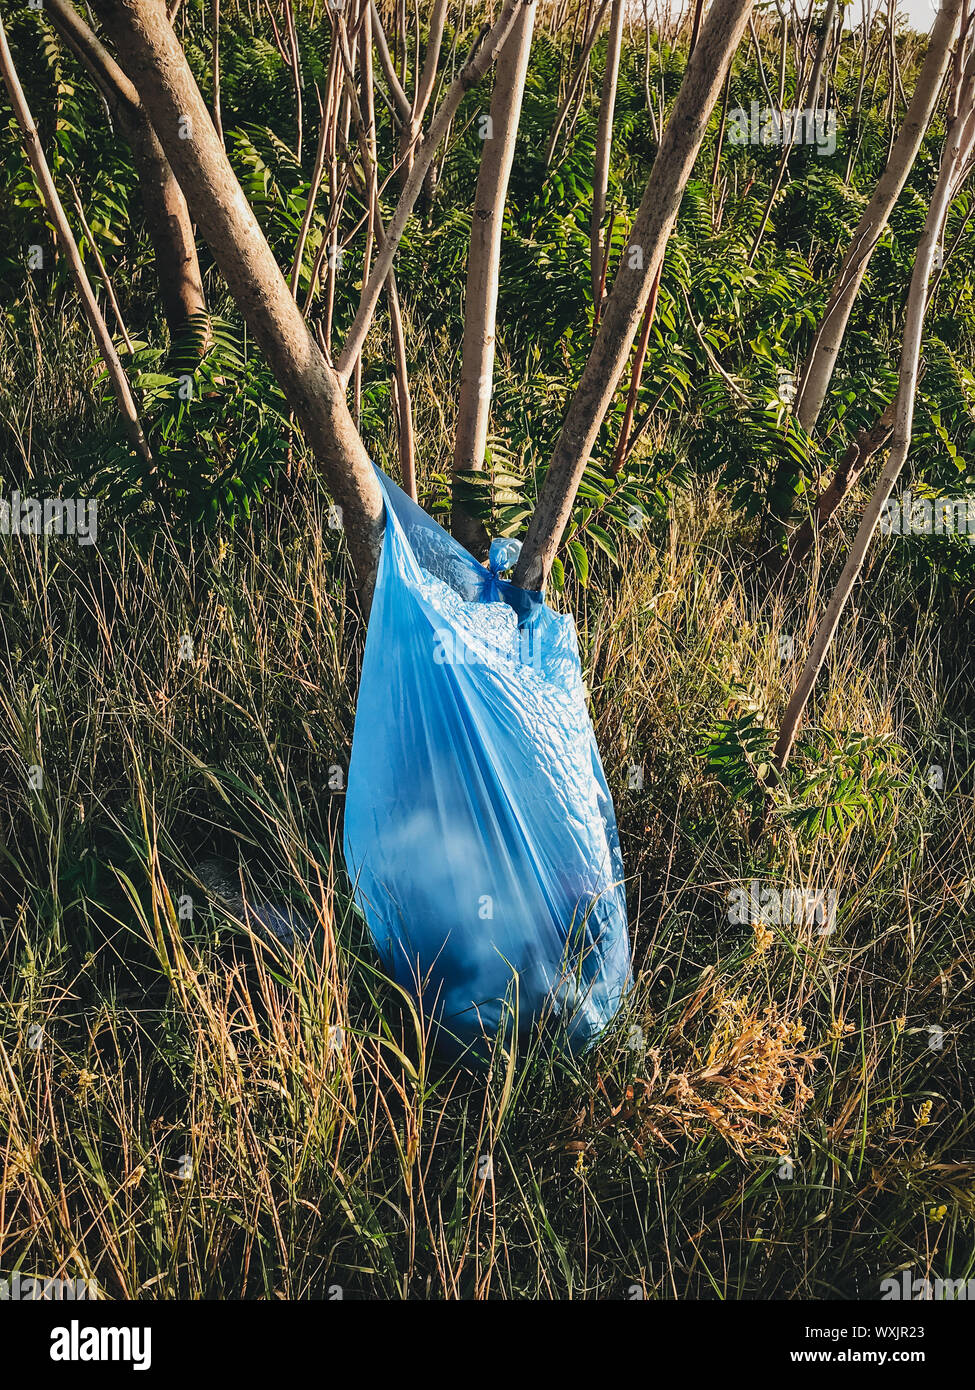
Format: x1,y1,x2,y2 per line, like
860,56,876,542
0,13,151,467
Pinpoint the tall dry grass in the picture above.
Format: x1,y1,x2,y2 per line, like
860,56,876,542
1,298,974,1300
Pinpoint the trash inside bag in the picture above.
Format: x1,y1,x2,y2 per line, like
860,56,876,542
343,469,631,1056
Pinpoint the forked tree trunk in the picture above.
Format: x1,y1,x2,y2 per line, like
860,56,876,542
590,0,624,306
451,0,536,553
93,0,384,607
773,61,975,773
47,0,206,338
513,0,755,592
793,0,963,434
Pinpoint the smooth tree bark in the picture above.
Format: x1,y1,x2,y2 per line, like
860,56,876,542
46,0,205,337
451,0,536,553
590,0,625,306
92,0,385,606
0,12,151,468
513,0,755,592
793,0,963,433
773,50,975,774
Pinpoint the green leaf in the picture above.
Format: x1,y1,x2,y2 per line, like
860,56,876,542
567,540,589,587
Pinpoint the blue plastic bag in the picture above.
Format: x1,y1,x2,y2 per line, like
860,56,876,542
344,470,631,1055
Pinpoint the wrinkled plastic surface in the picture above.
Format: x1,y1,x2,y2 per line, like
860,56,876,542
344,469,631,1055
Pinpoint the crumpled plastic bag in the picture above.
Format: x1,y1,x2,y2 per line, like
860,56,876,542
344,469,631,1055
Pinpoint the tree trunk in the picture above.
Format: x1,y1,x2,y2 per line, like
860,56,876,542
773,64,975,774
451,0,535,554
793,0,962,434
513,0,754,592
92,0,384,607
115,90,208,336
590,0,624,307
47,0,205,338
